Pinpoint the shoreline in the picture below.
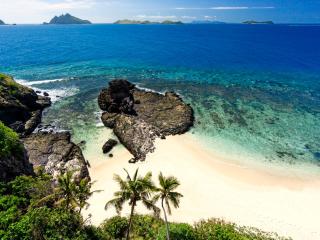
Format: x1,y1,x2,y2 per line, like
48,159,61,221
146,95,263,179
83,129,320,240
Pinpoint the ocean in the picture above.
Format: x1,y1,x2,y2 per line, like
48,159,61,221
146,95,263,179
0,24,319,169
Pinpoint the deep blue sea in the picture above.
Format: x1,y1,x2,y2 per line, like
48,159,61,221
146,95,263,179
0,24,320,167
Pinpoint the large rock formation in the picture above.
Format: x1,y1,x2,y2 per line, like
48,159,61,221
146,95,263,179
23,132,89,181
0,73,89,182
98,80,194,162
45,13,91,25
0,73,51,136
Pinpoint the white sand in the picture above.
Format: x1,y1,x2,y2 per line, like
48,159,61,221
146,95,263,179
83,129,320,240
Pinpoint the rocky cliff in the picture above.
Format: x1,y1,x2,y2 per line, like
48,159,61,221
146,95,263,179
0,73,51,136
23,132,89,181
98,79,194,162
0,73,89,182
45,13,91,24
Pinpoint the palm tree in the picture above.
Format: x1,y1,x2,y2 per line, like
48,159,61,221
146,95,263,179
55,171,78,210
105,168,159,240
153,172,183,240
74,177,102,214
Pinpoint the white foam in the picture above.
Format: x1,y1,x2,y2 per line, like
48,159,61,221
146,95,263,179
15,78,78,103
16,78,64,86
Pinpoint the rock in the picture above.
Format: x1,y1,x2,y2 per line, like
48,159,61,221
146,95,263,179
102,139,118,154
113,115,161,161
0,152,34,182
23,132,90,182
78,140,86,148
36,90,42,94
101,112,119,128
47,13,92,25
98,80,194,162
98,79,135,114
0,73,51,136
43,92,49,97
109,154,113,158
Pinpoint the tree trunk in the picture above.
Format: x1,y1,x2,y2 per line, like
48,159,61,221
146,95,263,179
162,198,170,240
126,202,135,240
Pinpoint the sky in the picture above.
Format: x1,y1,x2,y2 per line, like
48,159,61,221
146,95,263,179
0,0,320,24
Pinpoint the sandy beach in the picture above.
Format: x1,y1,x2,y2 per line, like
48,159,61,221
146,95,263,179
83,129,320,240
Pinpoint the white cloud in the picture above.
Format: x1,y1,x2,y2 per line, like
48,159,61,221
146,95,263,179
181,16,197,19
204,16,217,19
175,6,275,10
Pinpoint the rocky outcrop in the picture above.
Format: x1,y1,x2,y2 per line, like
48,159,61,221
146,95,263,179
23,132,89,181
98,79,135,114
0,153,34,182
45,13,91,25
102,139,118,154
0,73,51,136
0,73,89,182
99,80,194,162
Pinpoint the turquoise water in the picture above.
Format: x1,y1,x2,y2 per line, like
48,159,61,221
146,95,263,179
0,24,319,167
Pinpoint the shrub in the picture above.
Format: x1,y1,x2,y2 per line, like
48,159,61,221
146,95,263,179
0,122,23,158
131,214,163,239
194,219,247,240
157,223,196,240
100,216,128,239
194,219,291,240
4,207,89,240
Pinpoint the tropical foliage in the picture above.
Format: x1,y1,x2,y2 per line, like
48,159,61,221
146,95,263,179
105,169,159,240
153,172,183,240
0,169,291,240
0,121,23,158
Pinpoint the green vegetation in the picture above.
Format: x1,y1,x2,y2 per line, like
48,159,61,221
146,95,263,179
0,19,5,25
0,173,102,240
153,172,183,240
99,215,290,240
105,169,159,240
0,121,23,158
0,73,32,96
0,169,290,240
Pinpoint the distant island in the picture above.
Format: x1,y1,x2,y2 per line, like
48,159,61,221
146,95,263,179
114,19,183,25
0,19,5,25
191,20,226,24
43,13,91,25
243,20,274,24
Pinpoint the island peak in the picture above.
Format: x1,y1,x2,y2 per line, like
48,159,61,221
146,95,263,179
45,13,92,25
243,20,274,24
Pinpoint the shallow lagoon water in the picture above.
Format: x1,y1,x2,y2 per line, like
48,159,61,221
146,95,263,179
0,24,319,170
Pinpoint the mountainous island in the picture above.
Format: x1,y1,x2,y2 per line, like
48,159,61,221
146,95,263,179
114,19,183,24
243,20,274,24
191,20,226,24
0,19,5,25
43,13,92,24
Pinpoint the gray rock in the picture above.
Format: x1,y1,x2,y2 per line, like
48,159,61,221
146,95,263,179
102,139,118,154
0,150,34,182
0,74,51,136
98,80,194,162
23,132,90,182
